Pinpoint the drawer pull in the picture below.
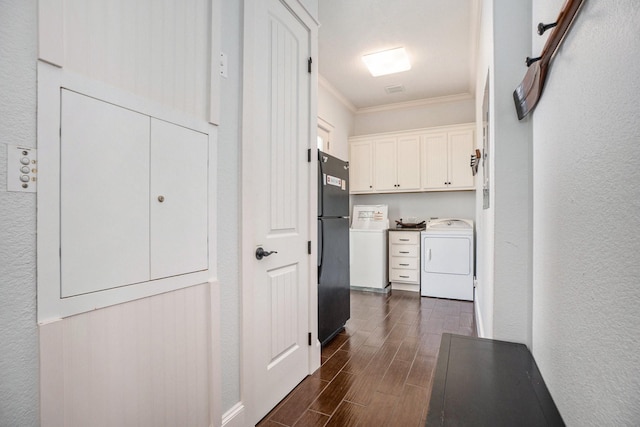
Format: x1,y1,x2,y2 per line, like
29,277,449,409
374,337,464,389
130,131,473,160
399,263,409,266
400,238,409,241
399,251,410,254
400,275,410,278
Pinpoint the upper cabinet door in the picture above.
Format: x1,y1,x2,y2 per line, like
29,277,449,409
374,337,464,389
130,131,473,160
349,141,374,193
59,89,151,298
421,133,448,190
396,136,421,190
374,138,397,191
448,129,475,189
150,119,209,280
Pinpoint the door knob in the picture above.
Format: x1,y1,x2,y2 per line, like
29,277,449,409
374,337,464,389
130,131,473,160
255,247,278,260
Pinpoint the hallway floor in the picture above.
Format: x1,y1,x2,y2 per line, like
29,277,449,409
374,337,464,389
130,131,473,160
257,289,476,427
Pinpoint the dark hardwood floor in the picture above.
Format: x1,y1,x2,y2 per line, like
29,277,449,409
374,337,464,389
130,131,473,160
257,289,476,427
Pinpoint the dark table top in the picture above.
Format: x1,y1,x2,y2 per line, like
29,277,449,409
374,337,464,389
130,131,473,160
426,334,564,427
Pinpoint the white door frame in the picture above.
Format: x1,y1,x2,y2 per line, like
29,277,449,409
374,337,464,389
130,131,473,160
240,0,320,424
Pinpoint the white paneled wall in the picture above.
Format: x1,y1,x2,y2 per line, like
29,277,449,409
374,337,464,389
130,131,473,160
59,0,211,119
40,283,216,427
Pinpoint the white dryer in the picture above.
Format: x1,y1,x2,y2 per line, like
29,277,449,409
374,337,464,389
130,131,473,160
421,218,474,301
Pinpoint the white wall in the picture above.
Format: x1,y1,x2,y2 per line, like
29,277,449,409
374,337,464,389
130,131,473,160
352,192,475,225
0,0,244,424
474,0,495,340
318,79,355,160
353,96,475,136
473,0,533,346
218,0,243,415
492,0,533,346
0,1,39,425
531,0,640,424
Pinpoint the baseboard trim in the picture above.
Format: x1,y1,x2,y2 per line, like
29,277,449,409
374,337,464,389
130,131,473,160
474,294,485,338
221,402,245,427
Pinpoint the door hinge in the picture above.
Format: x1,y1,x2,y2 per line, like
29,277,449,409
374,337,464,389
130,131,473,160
307,148,311,162
308,241,312,254
308,57,312,74
308,332,312,346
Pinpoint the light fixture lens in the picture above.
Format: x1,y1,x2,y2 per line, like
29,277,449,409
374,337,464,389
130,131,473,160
362,47,411,77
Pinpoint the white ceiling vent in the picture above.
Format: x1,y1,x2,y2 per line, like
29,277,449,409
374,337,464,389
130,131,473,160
384,84,405,94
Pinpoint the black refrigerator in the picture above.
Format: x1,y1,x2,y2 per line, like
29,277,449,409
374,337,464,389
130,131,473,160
317,150,350,346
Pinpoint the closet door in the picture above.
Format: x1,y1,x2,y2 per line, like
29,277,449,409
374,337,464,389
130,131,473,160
150,119,209,279
60,90,150,297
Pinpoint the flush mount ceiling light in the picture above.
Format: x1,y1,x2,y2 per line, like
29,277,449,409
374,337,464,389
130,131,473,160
362,47,411,77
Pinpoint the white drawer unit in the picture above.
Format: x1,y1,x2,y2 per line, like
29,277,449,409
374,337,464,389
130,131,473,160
388,230,421,291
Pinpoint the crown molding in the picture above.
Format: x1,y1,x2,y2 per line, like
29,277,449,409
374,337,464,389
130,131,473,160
355,93,474,115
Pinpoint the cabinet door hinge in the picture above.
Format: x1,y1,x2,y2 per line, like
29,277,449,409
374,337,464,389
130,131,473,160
307,148,311,162
308,57,312,74
307,241,312,254
308,332,312,346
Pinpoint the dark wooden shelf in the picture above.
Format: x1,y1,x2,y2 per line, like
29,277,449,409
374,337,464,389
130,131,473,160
427,334,564,426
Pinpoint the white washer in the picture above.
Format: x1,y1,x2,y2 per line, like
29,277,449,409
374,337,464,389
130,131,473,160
350,205,389,291
421,218,474,301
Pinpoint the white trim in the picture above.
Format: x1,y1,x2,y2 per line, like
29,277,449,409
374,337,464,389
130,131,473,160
221,402,246,427
209,0,222,125
38,0,64,66
356,93,475,115
468,0,482,97
319,74,357,113
475,290,485,338
348,122,475,141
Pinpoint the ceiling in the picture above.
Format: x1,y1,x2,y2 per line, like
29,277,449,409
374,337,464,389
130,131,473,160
318,0,479,111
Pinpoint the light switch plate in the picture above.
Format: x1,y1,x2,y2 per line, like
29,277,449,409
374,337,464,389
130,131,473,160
7,145,37,193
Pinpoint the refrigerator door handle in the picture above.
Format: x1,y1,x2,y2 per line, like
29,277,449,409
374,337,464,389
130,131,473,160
318,220,324,279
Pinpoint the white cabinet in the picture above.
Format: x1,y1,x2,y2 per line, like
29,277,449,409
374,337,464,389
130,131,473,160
37,65,216,322
388,231,421,287
60,90,209,298
373,138,397,191
422,128,475,191
396,136,422,190
350,135,421,194
374,136,421,192
149,119,209,280
349,124,474,194
349,140,374,192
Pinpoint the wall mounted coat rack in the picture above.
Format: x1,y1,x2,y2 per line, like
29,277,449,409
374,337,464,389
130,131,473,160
513,0,585,120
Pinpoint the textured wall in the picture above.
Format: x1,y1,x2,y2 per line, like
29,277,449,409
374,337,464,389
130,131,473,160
532,0,640,424
0,1,39,426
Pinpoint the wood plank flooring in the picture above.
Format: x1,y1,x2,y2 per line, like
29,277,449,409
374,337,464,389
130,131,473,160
257,289,476,427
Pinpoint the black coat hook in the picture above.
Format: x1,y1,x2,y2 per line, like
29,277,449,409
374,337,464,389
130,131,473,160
537,22,558,35
526,56,542,67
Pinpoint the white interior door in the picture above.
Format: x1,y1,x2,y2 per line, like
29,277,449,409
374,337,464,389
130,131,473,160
244,0,312,422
